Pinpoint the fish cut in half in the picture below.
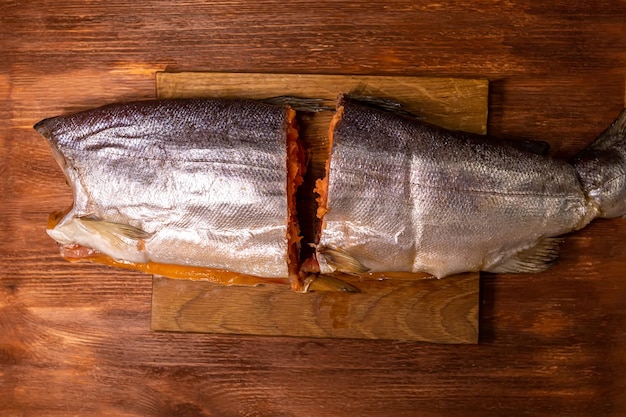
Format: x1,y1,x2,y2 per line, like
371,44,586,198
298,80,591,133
35,99,308,291
312,94,626,280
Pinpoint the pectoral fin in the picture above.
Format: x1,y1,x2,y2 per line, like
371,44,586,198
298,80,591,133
46,216,153,264
79,217,152,240
487,237,564,274
77,217,152,261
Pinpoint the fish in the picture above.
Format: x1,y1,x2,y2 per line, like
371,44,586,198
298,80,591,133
35,95,626,293
35,98,309,291
311,95,626,279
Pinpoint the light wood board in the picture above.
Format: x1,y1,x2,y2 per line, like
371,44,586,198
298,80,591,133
152,72,487,343
152,273,479,343
156,72,488,134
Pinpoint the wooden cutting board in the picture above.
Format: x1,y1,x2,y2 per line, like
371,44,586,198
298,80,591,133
151,72,487,344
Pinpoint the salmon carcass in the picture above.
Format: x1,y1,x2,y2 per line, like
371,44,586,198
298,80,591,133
311,96,626,279
35,96,626,292
35,99,306,290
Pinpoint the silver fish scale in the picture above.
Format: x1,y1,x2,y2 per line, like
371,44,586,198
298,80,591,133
573,110,626,219
318,99,596,278
38,99,291,278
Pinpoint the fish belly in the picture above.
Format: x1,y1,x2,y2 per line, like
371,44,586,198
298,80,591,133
318,98,594,277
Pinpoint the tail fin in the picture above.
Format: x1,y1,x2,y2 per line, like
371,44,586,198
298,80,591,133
573,109,626,218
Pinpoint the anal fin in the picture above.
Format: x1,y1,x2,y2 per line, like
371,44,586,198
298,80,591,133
318,246,370,274
304,274,361,293
487,237,564,274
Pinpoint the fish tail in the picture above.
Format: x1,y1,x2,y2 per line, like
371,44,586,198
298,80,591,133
573,108,626,218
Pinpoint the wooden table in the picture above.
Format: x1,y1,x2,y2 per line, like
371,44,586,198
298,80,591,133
2,1,625,416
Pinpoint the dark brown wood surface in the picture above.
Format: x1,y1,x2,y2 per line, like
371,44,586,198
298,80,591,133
1,1,626,416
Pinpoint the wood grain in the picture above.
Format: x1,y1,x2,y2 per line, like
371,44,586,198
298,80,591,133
152,72,485,343
157,72,489,133
2,0,626,416
152,273,478,343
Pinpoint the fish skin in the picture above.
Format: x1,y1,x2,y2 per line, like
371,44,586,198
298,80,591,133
316,96,626,278
35,98,294,279
573,108,626,219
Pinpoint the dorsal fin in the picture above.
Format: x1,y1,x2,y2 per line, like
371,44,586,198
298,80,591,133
342,93,424,121
261,96,332,113
504,139,551,155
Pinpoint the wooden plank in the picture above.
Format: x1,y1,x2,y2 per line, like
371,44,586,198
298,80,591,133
152,72,486,343
152,273,479,343
156,72,489,134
